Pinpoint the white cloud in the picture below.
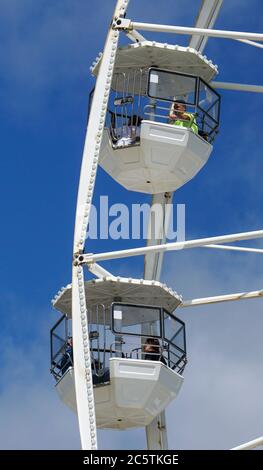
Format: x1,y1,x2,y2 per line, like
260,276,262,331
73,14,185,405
162,247,263,449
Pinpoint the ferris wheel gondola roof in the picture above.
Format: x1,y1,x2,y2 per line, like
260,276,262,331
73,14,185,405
52,276,182,318
91,40,218,85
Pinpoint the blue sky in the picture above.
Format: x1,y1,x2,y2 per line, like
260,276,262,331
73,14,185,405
0,0,262,450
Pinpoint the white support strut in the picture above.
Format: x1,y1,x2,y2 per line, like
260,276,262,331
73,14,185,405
181,289,263,308
82,229,263,264
231,436,263,450
71,0,130,450
88,262,116,279
189,0,224,53
211,81,263,94
126,29,146,43
144,193,174,281
236,38,263,49
203,244,263,254
128,21,263,42
143,192,173,450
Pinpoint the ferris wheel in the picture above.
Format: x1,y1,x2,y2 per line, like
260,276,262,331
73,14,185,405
50,0,263,450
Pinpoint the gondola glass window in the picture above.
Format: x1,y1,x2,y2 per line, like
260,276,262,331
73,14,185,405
148,69,197,106
147,68,220,143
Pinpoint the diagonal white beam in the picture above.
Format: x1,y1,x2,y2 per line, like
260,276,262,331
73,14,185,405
180,289,263,308
189,0,224,53
126,29,146,43
203,244,263,254
129,21,263,42
236,38,263,49
211,81,263,93
231,436,263,450
88,262,115,279
82,229,263,264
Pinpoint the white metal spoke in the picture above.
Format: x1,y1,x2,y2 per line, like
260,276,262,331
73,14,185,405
126,21,263,42
203,244,263,254
189,0,224,53
231,436,263,450
82,229,263,264
236,38,263,49
181,289,263,308
212,81,263,93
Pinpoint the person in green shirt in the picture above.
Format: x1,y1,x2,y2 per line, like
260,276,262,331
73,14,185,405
169,101,198,135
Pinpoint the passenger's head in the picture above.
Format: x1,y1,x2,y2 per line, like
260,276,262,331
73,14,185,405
144,337,160,354
172,101,186,114
67,336,73,347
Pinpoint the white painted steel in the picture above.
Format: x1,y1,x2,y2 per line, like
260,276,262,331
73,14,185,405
181,289,263,308
189,0,224,53
143,193,173,450
72,265,97,449
212,81,263,93
236,38,263,49
83,230,263,263
55,358,184,430
71,0,130,450
53,277,182,319
231,436,263,450
88,263,115,279
204,244,263,254
144,192,173,281
126,30,146,43
92,41,218,85
130,21,263,42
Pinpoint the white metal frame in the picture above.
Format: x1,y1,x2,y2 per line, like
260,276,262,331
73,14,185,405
71,0,130,451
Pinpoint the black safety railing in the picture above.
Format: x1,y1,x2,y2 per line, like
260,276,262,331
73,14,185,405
111,302,187,374
50,314,73,381
50,303,187,385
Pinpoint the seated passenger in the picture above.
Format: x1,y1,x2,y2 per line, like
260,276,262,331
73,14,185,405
91,359,110,385
169,101,198,135
60,337,73,375
143,337,166,365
